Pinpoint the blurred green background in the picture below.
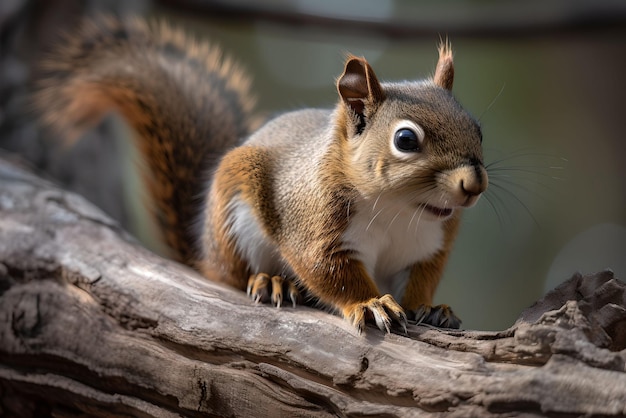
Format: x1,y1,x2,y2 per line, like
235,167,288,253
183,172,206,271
1,0,624,330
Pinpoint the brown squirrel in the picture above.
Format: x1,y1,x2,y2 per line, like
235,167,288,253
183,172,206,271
36,17,488,333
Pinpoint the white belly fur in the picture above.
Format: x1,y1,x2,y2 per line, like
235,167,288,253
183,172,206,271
341,198,445,301
227,196,444,302
227,198,285,275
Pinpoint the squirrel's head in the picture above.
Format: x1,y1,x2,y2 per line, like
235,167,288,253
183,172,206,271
336,42,488,220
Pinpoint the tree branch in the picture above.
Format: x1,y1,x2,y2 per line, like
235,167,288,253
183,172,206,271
0,154,625,417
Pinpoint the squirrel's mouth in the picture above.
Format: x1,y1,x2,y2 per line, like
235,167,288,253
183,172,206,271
423,204,453,218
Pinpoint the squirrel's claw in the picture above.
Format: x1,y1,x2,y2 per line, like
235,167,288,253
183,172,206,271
247,273,270,304
287,280,299,308
409,304,461,329
247,273,299,308
271,275,283,308
343,294,408,335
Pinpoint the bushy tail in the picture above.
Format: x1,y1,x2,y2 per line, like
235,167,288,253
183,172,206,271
35,17,257,265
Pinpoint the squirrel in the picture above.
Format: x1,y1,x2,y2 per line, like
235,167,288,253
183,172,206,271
35,17,488,333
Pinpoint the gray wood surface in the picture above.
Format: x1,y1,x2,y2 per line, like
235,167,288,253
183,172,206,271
1,155,625,417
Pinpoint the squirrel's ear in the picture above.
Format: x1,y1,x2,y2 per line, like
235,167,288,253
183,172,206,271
433,40,454,91
337,56,385,116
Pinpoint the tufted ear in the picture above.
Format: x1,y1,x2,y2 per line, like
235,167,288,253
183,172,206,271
337,55,385,119
433,40,454,91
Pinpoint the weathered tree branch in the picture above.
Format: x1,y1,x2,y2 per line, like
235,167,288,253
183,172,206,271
0,154,625,417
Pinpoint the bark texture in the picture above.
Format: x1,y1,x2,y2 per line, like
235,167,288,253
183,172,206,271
0,155,625,418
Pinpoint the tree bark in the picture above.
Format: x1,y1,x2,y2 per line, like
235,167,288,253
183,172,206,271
0,154,625,418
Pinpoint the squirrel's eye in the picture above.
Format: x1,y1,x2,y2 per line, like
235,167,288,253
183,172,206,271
394,128,420,152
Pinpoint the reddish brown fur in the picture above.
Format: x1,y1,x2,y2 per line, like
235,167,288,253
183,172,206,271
197,146,276,288
37,19,485,332
35,18,257,265
434,40,455,91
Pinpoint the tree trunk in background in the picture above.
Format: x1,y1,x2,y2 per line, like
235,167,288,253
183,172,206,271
0,155,625,417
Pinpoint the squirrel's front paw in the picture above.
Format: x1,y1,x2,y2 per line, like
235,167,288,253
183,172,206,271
247,273,299,308
408,304,461,329
342,294,408,334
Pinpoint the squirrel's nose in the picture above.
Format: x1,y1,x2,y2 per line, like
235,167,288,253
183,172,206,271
461,178,484,197
445,164,488,207
458,165,488,206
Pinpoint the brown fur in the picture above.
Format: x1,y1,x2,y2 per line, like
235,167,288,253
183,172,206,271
434,40,455,91
38,21,486,332
197,145,277,288
35,17,257,265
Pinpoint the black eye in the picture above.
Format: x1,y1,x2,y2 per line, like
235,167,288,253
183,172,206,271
394,128,420,152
